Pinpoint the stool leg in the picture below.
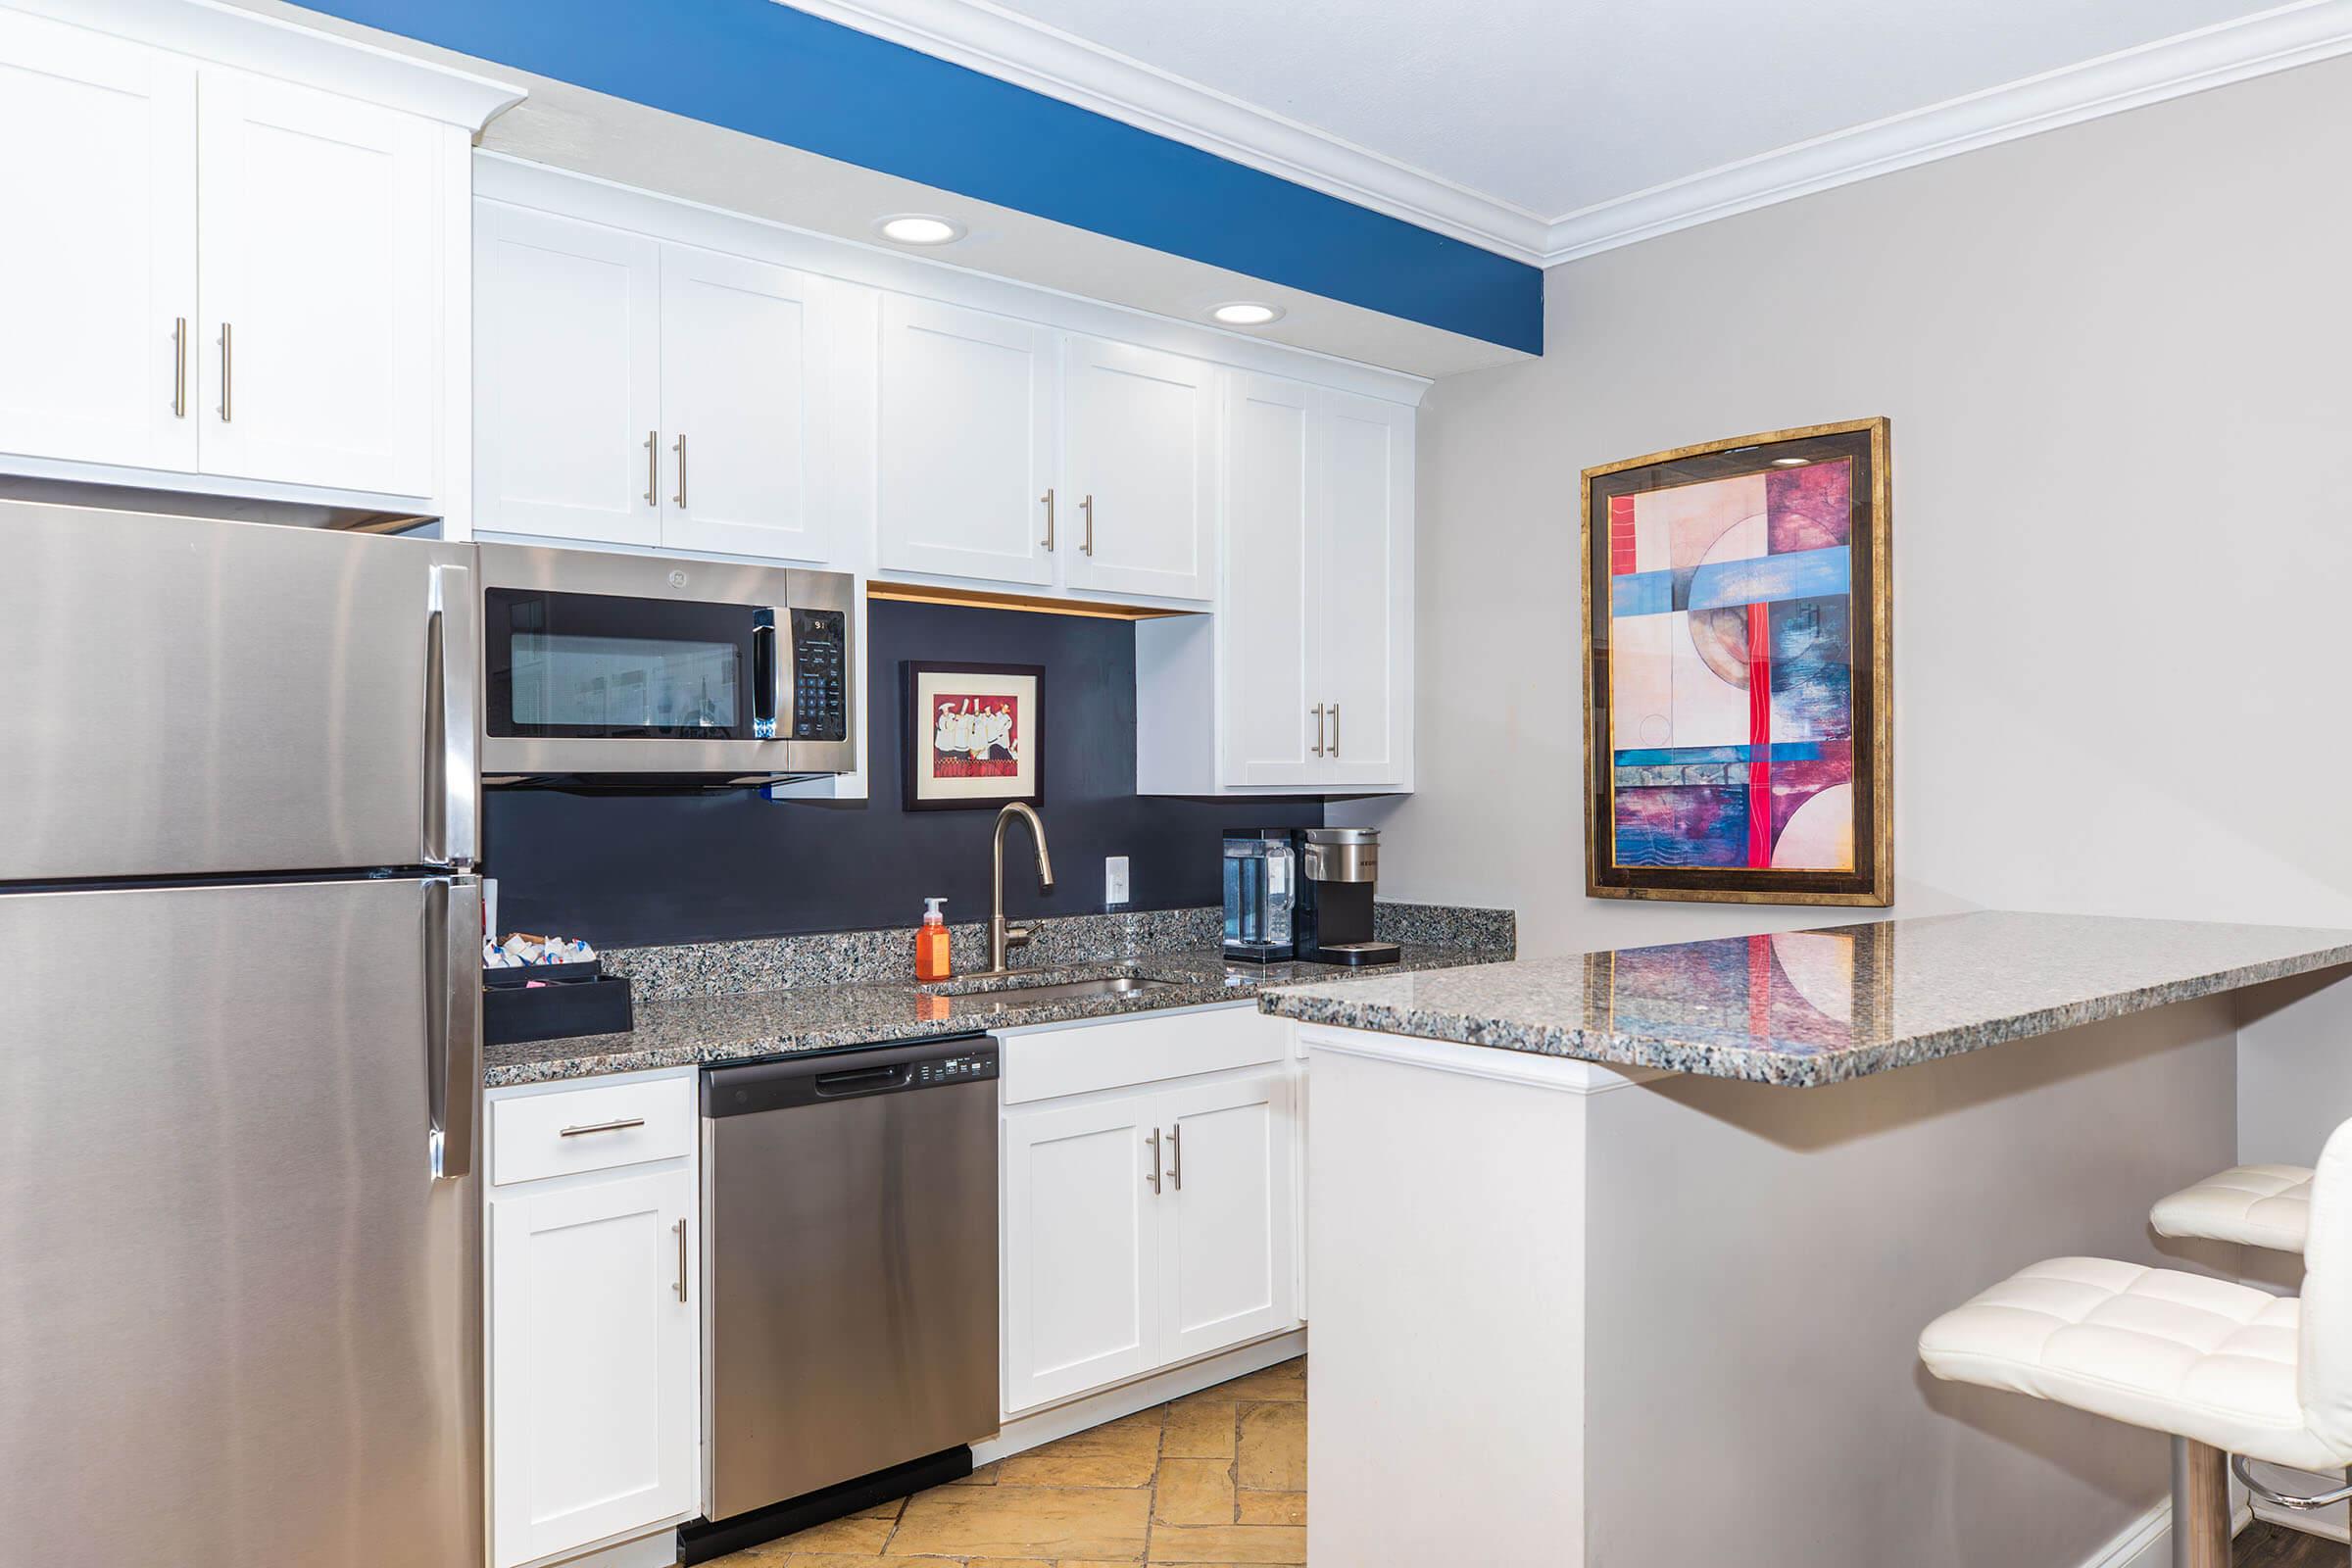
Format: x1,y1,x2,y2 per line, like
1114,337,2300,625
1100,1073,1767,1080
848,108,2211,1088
2170,1437,2230,1568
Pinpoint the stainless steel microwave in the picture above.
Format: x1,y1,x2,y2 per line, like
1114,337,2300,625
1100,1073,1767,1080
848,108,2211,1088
476,543,856,783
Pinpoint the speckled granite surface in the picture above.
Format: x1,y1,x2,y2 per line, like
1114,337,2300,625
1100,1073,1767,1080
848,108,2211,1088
484,940,1507,1086
1259,911,2352,1088
601,902,1511,1002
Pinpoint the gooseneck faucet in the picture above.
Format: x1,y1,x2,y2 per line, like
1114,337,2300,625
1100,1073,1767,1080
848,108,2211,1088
987,802,1055,976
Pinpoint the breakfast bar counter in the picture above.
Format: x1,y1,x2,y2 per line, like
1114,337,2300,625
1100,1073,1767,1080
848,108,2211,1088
1268,912,2352,1568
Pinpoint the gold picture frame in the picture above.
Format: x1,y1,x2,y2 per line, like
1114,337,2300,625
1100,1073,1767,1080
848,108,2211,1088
1580,417,1892,906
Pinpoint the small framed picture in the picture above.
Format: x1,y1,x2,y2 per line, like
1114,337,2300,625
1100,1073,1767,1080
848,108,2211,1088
902,661,1044,810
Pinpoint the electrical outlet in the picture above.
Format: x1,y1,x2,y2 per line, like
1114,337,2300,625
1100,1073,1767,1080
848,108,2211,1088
1104,856,1131,908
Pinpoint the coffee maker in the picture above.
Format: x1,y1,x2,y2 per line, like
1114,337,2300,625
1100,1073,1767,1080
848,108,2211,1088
1292,827,1399,966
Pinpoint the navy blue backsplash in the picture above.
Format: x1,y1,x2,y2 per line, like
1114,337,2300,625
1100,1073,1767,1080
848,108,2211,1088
482,597,1325,948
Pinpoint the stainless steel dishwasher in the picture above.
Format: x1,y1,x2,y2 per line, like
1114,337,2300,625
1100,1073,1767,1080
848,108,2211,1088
700,1034,1001,1526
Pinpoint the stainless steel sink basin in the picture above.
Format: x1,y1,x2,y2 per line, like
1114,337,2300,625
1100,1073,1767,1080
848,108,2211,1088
945,974,1186,1009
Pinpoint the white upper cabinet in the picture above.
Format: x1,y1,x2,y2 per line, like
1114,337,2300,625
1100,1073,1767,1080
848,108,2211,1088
877,295,1057,587
0,7,507,514
659,244,825,563
474,203,662,546
1221,373,1322,788
1316,388,1413,789
196,69,437,497
1139,371,1417,796
0,11,196,473
1060,336,1214,601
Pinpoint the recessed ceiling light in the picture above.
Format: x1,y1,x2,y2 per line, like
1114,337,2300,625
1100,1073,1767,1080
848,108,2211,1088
1209,301,1284,327
876,214,965,246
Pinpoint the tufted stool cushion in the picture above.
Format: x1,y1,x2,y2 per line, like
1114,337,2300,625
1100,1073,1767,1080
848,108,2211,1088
1919,1256,2335,1470
2151,1165,2314,1253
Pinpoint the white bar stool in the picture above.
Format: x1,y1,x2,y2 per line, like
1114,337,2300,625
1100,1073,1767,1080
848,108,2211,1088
1920,1119,2352,1567
2152,1164,2313,1254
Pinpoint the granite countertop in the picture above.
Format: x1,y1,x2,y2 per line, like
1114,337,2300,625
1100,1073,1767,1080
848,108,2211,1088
1258,910,2352,1089
485,942,1503,1087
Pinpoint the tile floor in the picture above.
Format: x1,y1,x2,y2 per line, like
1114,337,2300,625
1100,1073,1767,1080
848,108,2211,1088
712,1355,1305,1567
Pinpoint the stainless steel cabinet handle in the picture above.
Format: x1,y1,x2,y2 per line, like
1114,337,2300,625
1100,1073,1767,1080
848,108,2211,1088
423,877,479,1182
1040,487,1056,551
1169,1123,1183,1191
1310,704,1326,758
559,1117,646,1138
172,318,187,418
1145,1127,1162,1195
671,433,687,509
1080,493,1095,557
674,1219,689,1302
218,322,231,421
644,430,659,508
1329,702,1340,759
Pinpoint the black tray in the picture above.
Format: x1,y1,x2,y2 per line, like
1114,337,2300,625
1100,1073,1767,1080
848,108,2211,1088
483,957,602,990
482,975,633,1046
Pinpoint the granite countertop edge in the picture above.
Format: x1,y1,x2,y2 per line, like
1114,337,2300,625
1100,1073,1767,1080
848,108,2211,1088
484,942,1506,1088
1259,934,2352,1089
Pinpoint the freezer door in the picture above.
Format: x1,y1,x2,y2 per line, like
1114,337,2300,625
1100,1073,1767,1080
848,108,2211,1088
0,875,483,1568
0,502,477,880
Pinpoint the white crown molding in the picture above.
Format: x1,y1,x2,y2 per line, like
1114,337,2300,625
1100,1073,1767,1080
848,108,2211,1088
783,0,2352,276
1539,0,2352,263
10,0,525,128
777,0,1555,263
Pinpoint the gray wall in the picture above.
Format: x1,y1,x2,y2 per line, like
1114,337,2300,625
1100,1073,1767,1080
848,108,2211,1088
1338,54,2352,967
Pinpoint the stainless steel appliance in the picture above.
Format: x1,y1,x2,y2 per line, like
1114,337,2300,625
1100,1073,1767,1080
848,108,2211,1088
0,500,483,1567
1222,828,1298,963
477,542,856,783
1293,826,1399,966
701,1037,1001,1526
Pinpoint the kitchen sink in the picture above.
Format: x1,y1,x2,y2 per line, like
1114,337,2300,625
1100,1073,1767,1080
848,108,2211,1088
936,974,1187,1008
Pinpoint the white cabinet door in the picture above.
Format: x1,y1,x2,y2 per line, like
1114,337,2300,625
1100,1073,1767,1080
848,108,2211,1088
0,12,195,473
1003,1090,1161,1413
1222,372,1324,787
196,68,436,496
1061,336,1214,601
659,243,826,562
474,202,662,546
1315,388,1413,788
490,1166,698,1568
1157,1067,1298,1363
877,296,1055,587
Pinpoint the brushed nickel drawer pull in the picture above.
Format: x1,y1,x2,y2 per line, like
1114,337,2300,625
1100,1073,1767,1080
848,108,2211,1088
1080,493,1095,556
172,317,187,418
674,1218,689,1302
558,1117,645,1138
1168,1123,1183,1191
644,429,659,507
671,433,687,509
1329,701,1340,758
218,322,232,421
1040,487,1055,551
1145,1127,1161,1195
1310,704,1326,758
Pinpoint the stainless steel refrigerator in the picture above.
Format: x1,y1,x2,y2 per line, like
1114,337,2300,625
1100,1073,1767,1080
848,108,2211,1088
0,500,484,1566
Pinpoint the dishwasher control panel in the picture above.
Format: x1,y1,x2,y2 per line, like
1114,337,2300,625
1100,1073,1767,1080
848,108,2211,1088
917,1052,998,1085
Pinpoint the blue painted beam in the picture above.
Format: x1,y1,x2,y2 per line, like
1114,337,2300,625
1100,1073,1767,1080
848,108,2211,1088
303,0,1542,354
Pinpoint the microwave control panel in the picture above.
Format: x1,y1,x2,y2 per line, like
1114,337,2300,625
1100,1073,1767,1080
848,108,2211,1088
790,608,849,742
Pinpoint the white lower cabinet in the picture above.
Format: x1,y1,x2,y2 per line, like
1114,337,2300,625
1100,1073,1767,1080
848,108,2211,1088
488,1075,700,1568
1002,1054,1297,1416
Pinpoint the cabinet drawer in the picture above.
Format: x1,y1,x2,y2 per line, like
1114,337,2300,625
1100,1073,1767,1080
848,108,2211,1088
492,1075,697,1186
1003,1005,1289,1104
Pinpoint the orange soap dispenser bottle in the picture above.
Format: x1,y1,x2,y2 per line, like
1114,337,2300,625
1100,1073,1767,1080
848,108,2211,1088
915,897,953,982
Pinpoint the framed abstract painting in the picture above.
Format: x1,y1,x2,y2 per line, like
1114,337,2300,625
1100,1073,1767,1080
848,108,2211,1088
902,661,1044,810
1581,418,1891,905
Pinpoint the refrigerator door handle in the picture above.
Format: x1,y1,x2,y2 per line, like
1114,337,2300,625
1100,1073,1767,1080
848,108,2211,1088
424,876,481,1182
422,562,478,868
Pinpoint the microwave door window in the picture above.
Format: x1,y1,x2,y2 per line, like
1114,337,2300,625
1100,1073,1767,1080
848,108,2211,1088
510,631,740,732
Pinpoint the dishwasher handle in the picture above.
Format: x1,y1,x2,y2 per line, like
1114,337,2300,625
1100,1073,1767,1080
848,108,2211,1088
813,1060,911,1097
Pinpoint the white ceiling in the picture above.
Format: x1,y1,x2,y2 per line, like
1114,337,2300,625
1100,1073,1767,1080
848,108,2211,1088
800,0,2352,261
